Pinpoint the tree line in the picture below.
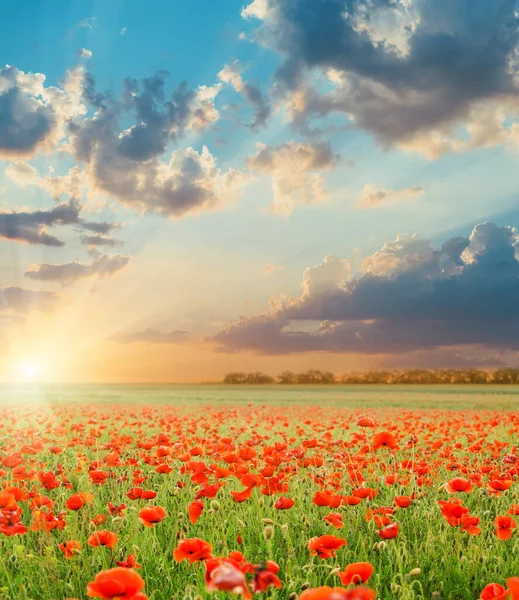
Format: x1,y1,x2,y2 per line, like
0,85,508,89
222,368,519,385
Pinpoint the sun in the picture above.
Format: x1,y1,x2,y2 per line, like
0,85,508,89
19,362,41,381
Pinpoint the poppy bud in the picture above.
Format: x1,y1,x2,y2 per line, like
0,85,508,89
330,567,341,575
281,523,289,532
258,497,265,507
210,500,220,511
301,582,311,590
432,593,442,600
289,593,298,600
263,525,274,540
237,519,246,528
409,568,421,576
377,541,387,550
194,596,203,600
262,518,274,524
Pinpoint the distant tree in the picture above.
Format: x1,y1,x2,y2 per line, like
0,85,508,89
277,371,297,384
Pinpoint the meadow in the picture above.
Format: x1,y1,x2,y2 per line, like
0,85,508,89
0,385,518,600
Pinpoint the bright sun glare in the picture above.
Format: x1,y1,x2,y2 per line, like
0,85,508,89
19,362,41,381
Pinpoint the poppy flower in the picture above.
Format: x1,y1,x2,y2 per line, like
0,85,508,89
507,578,519,599
59,540,81,559
337,562,374,586
357,417,377,428
377,523,399,539
480,583,509,599
444,478,474,494
298,586,376,600
324,513,344,529
87,567,147,599
173,537,213,563
308,535,347,559
116,554,141,569
274,497,295,510
138,506,167,527
230,487,253,503
249,561,283,593
494,516,517,540
88,530,118,550
188,500,204,524
460,514,481,536
394,496,412,508
372,432,398,451
205,559,251,599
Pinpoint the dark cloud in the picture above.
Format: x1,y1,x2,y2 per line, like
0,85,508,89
0,65,85,159
211,222,519,356
68,72,248,217
218,62,271,129
24,253,130,284
0,199,120,247
0,286,57,313
80,233,120,247
109,328,190,344
243,0,519,154
0,200,81,246
0,67,55,158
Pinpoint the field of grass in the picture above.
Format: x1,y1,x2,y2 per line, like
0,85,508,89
0,387,518,599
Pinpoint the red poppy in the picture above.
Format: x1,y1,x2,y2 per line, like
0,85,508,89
480,584,509,599
87,567,147,599
249,561,282,593
494,516,517,540
445,478,474,494
88,530,118,550
372,432,398,450
324,513,344,529
357,417,377,428
138,506,167,527
59,540,81,559
298,586,376,600
188,500,204,524
230,487,253,503
274,497,295,510
116,554,141,569
308,535,347,559
394,496,412,508
173,537,213,563
337,562,374,586
205,558,251,599
377,523,399,539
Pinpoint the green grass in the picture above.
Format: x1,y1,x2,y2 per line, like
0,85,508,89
0,390,517,599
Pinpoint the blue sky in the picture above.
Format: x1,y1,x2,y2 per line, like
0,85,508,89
1,0,519,381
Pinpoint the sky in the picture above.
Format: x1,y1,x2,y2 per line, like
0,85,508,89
1,0,519,382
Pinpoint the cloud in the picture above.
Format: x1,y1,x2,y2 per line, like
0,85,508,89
78,48,93,59
4,162,40,186
264,264,284,274
0,200,81,246
0,64,86,159
211,221,519,356
24,253,130,284
67,72,250,217
242,0,519,157
109,328,189,344
0,286,57,313
357,184,424,208
120,27,127,36
80,233,120,247
247,140,339,215
218,61,271,129
78,17,96,29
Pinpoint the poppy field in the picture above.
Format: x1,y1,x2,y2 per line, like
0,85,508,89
0,399,518,600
